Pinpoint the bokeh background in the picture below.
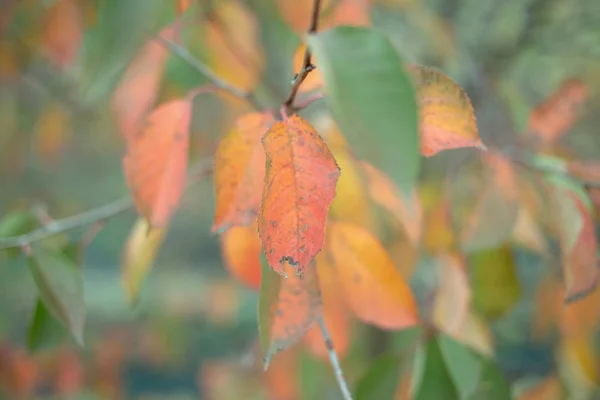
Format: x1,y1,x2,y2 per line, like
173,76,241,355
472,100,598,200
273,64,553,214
1,0,600,399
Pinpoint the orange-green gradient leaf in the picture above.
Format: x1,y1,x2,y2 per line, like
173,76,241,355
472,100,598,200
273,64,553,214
258,115,340,276
327,222,418,329
220,224,262,290
123,98,192,228
407,65,485,157
258,255,321,367
112,23,178,140
528,79,588,143
213,112,275,233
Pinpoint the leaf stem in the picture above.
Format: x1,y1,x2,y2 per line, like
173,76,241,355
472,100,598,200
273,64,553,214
317,315,353,400
156,36,262,110
282,0,322,114
0,157,214,250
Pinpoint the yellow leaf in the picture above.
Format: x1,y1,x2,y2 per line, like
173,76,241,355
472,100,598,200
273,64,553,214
203,0,264,91
122,218,167,305
327,222,418,329
407,64,485,157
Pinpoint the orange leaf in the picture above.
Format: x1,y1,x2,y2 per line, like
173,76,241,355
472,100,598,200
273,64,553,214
258,114,340,276
407,65,485,157
327,222,418,329
264,344,301,400
213,112,275,232
220,225,262,290
42,0,83,71
361,161,422,245
305,253,351,360
276,0,335,33
259,259,322,364
111,23,178,140
568,161,600,184
528,79,588,142
203,0,264,91
123,98,192,227
323,0,371,28
517,376,561,400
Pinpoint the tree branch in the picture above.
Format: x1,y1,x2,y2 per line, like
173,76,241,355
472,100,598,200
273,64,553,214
317,315,353,400
0,157,214,250
156,36,262,110
282,0,322,114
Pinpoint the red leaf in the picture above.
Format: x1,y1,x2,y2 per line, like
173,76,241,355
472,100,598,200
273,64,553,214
258,114,340,276
213,112,275,233
111,23,178,140
123,99,192,227
528,79,588,143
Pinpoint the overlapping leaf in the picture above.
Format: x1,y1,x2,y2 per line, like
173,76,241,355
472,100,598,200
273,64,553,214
433,253,471,339
123,98,192,227
361,161,422,245
258,114,340,276
220,224,262,290
213,112,275,233
407,65,485,157
308,26,419,194
327,222,418,329
304,253,351,360
258,254,321,367
459,152,520,252
203,0,264,91
122,218,167,305
546,175,598,302
111,23,178,140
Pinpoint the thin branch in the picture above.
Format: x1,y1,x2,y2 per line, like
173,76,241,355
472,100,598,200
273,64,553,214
0,157,214,250
156,36,262,109
290,92,325,113
317,315,353,400
282,0,322,113
0,196,131,250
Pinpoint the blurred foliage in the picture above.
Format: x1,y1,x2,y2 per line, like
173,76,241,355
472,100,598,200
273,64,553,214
1,0,600,399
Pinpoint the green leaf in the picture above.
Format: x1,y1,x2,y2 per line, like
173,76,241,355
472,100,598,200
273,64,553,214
469,246,521,321
355,354,403,400
308,26,420,194
0,211,39,258
258,250,282,367
413,335,460,400
468,354,513,400
413,334,512,400
27,298,67,352
27,246,85,346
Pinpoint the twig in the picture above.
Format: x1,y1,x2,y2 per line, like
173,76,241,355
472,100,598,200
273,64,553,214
282,0,322,114
156,36,262,110
0,157,214,249
317,315,353,400
291,92,325,113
